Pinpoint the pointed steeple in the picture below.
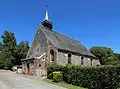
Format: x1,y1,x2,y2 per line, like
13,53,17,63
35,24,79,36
44,10,49,21
42,9,53,30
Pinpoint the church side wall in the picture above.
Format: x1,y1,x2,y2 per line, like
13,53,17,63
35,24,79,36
57,51,99,66
57,52,83,66
71,55,81,65
57,52,68,66
83,57,91,66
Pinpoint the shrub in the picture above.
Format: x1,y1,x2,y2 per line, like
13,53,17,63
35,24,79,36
53,71,62,82
47,73,53,79
47,64,63,76
47,64,120,89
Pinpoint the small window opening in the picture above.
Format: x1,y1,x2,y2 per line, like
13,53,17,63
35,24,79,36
68,53,72,64
91,58,93,66
42,58,45,61
39,64,41,67
81,56,84,65
50,49,54,62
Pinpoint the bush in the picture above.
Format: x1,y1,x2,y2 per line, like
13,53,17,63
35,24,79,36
53,71,62,82
47,73,53,79
47,64,63,76
47,64,120,89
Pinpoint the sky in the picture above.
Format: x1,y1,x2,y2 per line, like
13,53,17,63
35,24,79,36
0,0,120,53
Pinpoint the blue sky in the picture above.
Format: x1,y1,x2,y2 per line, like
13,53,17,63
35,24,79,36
0,0,120,53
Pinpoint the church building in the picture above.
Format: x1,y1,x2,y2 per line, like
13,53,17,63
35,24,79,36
21,10,100,75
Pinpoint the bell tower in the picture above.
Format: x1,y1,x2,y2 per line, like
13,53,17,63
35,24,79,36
42,10,53,30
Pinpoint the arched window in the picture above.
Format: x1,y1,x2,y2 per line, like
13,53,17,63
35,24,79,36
68,53,72,64
91,58,93,66
81,56,84,65
50,49,54,62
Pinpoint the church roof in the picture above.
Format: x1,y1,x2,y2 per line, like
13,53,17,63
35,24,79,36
40,25,95,57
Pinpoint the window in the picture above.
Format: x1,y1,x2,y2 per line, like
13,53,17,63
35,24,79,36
81,56,84,65
50,49,54,62
39,64,41,67
68,53,72,64
42,58,45,61
91,58,93,66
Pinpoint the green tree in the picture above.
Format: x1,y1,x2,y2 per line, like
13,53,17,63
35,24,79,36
18,41,29,58
114,53,120,65
90,46,117,65
0,42,2,51
0,53,6,68
1,30,17,68
1,30,17,55
15,41,29,65
0,30,30,68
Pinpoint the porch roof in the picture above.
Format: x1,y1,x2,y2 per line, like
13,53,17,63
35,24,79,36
21,57,35,61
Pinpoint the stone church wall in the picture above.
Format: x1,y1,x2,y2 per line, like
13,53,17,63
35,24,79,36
71,55,81,65
83,57,91,66
57,51,99,66
57,52,68,66
57,51,83,66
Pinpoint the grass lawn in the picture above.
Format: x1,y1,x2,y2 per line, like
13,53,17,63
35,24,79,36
42,79,87,89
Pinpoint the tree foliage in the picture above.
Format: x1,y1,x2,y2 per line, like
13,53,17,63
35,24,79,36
0,53,7,68
0,30,29,69
15,41,29,65
0,42,2,51
90,46,118,65
0,30,17,68
18,41,29,58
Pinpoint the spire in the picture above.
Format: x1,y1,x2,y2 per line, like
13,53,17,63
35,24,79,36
42,9,53,30
44,10,49,21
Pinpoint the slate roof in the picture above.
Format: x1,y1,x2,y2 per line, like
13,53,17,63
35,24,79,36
40,25,95,57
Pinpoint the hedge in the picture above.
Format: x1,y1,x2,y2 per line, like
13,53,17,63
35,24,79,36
47,64,120,89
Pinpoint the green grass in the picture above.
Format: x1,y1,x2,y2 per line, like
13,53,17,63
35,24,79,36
42,79,87,89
